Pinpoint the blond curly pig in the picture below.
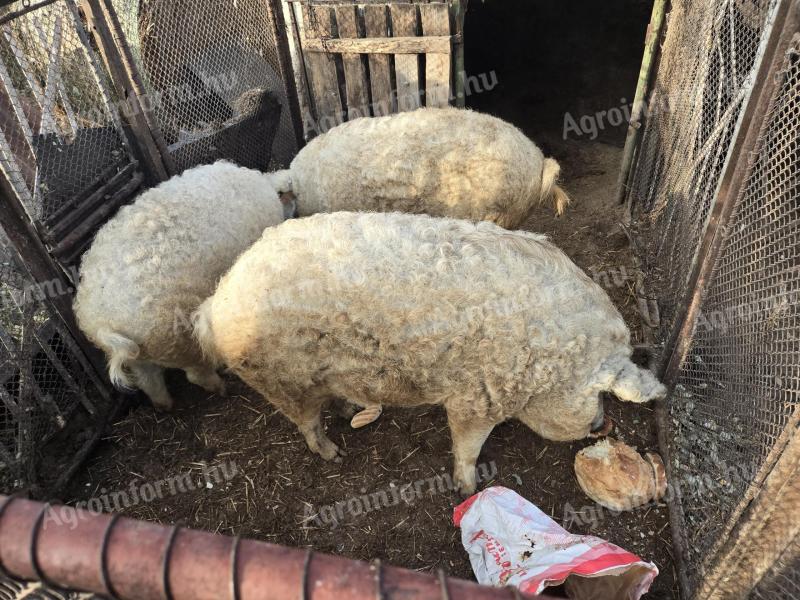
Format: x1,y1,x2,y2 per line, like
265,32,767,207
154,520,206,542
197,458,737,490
74,161,289,410
193,212,664,493
270,107,570,228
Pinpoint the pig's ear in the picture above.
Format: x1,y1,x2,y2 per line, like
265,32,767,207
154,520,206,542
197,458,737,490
610,360,666,404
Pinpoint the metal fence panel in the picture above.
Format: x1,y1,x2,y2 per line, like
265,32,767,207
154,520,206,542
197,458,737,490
0,0,133,225
630,0,777,341
112,0,298,172
669,35,800,588
0,236,109,492
750,536,800,599
0,1,122,494
629,0,800,595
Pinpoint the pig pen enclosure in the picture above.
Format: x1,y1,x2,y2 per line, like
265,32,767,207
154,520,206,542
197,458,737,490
0,0,798,599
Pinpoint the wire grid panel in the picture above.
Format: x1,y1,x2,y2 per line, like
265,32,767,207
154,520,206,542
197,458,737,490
112,0,297,172
0,235,101,491
0,572,103,599
668,40,800,590
629,0,778,341
750,535,800,599
0,0,132,224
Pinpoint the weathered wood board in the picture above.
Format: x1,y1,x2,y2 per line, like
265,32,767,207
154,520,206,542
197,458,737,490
284,0,462,137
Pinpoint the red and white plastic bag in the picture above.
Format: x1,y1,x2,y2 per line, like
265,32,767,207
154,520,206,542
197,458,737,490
454,486,658,599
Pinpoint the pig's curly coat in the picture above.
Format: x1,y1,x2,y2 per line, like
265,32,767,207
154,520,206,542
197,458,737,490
193,212,665,492
273,108,570,227
74,161,286,409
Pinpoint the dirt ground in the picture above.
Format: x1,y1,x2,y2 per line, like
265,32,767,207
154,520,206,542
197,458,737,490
64,138,677,598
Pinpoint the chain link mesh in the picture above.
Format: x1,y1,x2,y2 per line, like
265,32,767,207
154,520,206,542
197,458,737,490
112,0,297,173
0,1,132,224
631,1,799,592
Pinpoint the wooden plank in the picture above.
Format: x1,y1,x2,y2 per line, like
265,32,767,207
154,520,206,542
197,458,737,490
451,0,466,107
302,34,453,54
363,4,392,116
283,1,316,139
301,4,344,131
390,3,420,112
419,3,451,107
334,5,369,120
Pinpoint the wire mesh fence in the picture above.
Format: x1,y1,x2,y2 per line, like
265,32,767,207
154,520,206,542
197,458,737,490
0,572,104,600
630,0,777,342
0,1,123,495
750,535,800,599
111,0,298,172
0,235,110,493
0,0,131,224
629,0,799,596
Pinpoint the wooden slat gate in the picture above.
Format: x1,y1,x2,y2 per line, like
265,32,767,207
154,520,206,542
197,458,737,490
282,0,466,138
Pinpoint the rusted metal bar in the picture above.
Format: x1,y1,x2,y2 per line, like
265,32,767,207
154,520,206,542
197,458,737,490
0,495,553,600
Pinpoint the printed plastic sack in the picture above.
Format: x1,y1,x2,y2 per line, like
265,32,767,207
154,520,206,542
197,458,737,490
454,486,658,599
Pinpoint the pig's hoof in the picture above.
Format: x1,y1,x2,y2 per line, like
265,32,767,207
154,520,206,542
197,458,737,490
453,471,476,496
151,397,174,412
317,439,348,462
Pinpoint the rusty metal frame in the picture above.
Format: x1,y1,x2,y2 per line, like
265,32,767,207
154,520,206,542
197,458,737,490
653,1,800,598
0,166,108,382
77,0,173,184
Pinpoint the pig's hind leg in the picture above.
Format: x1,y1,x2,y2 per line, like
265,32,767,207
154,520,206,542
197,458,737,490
270,387,348,462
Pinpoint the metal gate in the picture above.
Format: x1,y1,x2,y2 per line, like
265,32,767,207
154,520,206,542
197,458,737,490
0,0,301,496
624,0,800,597
109,0,302,172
